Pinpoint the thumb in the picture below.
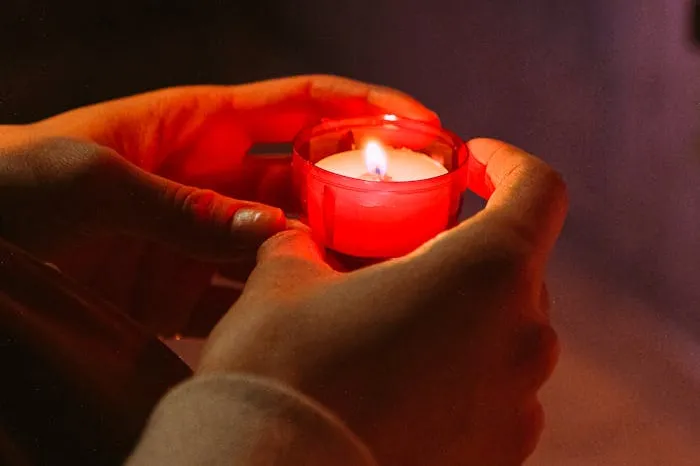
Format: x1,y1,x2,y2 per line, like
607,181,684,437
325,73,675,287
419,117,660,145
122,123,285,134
196,227,334,379
118,165,287,261
257,222,324,264
246,226,336,296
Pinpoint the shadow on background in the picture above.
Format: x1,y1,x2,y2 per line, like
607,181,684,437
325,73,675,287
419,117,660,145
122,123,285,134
2,1,699,464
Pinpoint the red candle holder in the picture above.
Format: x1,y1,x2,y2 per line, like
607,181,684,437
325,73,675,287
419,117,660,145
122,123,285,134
292,115,470,262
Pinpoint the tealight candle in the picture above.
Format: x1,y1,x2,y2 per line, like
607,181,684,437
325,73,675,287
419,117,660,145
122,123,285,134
315,141,448,182
293,115,470,259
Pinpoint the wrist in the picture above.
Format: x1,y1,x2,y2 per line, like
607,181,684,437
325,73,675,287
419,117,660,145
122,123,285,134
128,373,377,466
195,331,308,391
195,353,303,390
0,124,40,148
0,125,18,143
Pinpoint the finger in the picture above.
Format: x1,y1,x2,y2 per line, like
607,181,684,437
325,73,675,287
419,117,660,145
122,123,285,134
161,151,295,210
116,164,288,261
53,75,438,147
232,75,440,142
196,226,333,379
257,220,318,261
248,227,335,295
163,75,439,147
510,323,559,393
36,76,438,191
465,138,568,254
122,75,431,195
155,114,253,186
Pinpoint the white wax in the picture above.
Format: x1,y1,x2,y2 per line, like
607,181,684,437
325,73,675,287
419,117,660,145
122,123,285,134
315,147,448,182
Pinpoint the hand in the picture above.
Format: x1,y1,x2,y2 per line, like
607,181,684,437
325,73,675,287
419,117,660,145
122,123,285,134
0,75,437,335
197,139,568,465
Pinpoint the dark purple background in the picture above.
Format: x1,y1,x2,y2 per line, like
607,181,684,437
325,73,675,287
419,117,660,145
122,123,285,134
1,0,699,336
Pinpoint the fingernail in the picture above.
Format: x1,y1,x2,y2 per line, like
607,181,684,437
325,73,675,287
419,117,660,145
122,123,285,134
232,206,286,238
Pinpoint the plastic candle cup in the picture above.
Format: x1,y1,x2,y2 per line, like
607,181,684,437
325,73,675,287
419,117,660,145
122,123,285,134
292,115,470,261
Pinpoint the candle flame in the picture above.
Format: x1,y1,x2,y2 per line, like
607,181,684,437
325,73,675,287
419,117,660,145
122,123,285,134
364,140,388,177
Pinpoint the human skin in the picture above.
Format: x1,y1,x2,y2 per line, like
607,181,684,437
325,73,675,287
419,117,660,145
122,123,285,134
0,76,567,464
0,75,437,335
198,138,568,466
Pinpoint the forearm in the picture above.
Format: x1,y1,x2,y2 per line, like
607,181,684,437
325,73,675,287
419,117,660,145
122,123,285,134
126,374,377,466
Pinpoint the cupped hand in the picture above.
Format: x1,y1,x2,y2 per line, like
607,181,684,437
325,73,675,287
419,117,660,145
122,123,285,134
0,75,437,334
197,138,568,465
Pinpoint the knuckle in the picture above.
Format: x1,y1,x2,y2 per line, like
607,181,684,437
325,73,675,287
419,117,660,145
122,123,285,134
305,74,372,101
513,323,560,390
30,137,111,164
162,184,216,216
21,137,127,187
257,229,320,260
305,74,340,95
267,227,309,243
523,160,569,221
306,73,353,86
508,160,569,246
306,73,343,82
254,230,331,281
440,228,535,298
478,230,535,279
539,284,552,319
258,229,301,253
2,137,130,234
175,186,215,215
515,399,546,462
161,186,228,234
538,164,569,207
481,396,545,465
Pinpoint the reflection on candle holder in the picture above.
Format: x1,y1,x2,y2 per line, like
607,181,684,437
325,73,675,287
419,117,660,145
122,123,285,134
292,115,470,264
